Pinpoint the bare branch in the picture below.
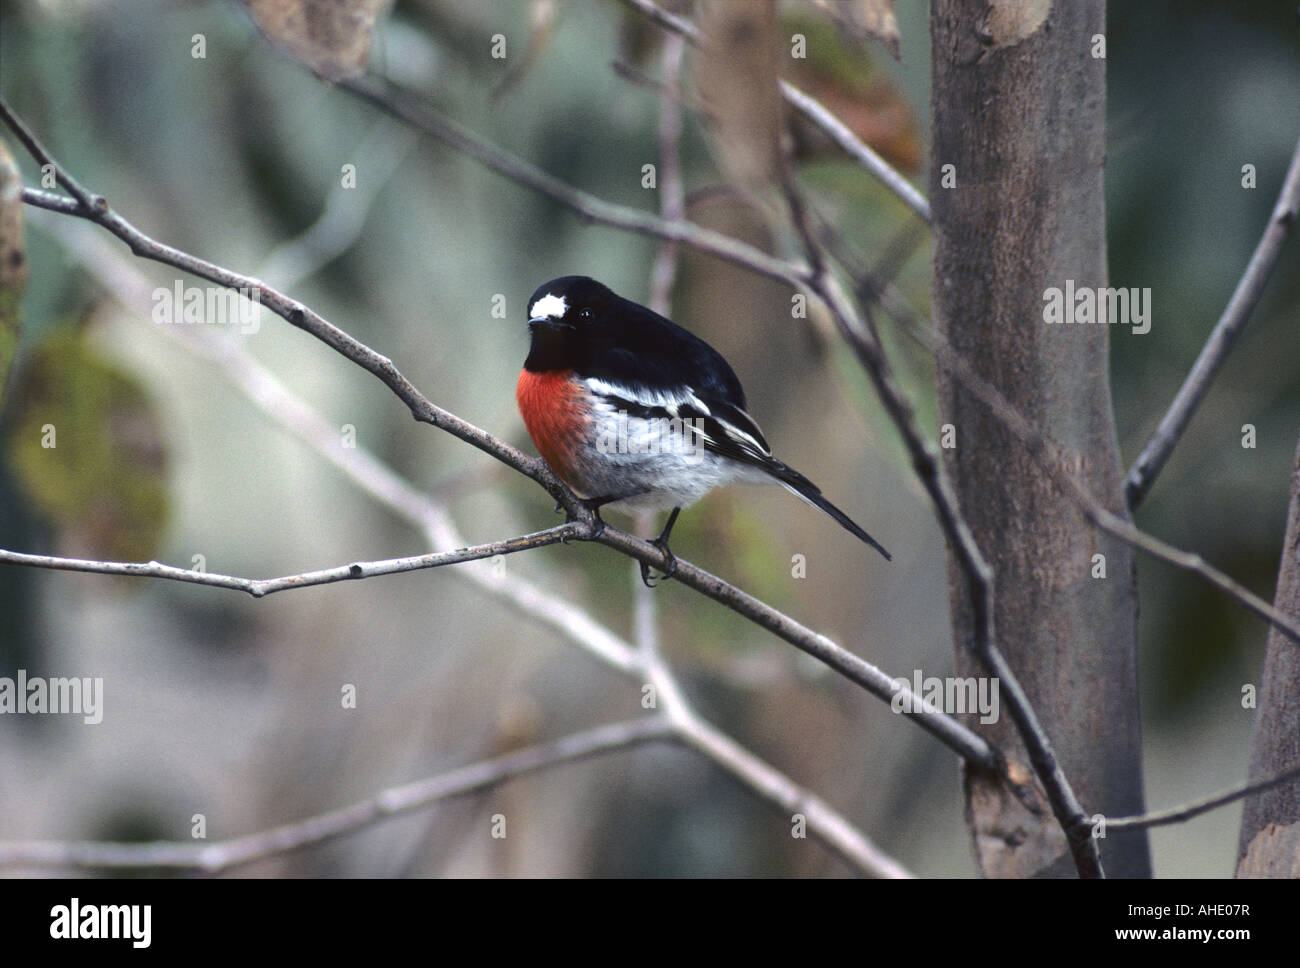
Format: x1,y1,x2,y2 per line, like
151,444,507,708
0,525,582,598
780,82,930,223
338,75,806,290
770,84,1101,871
1104,760,1300,833
1126,135,1300,509
595,526,997,769
0,718,674,873
618,0,697,38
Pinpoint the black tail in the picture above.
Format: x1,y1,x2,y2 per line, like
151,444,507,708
767,459,892,561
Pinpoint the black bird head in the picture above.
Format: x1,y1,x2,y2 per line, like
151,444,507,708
524,276,615,371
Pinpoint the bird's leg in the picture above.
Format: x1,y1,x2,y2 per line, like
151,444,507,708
640,507,682,588
582,500,607,540
569,490,656,542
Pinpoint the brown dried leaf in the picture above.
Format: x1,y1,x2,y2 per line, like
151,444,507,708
809,0,900,60
242,0,390,82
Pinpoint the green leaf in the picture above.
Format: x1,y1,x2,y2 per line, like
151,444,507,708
6,327,169,563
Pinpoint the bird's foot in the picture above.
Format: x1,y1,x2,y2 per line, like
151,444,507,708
579,497,607,540
639,537,677,588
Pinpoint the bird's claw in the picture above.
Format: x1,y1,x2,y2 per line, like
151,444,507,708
639,538,677,588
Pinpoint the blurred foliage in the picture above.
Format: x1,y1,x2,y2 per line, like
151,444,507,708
5,323,169,562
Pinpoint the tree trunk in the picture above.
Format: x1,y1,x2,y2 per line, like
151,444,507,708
1237,430,1300,877
930,0,1152,877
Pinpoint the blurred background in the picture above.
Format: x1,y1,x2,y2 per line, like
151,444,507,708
0,0,1297,877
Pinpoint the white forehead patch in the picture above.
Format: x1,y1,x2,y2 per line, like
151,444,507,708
529,293,568,320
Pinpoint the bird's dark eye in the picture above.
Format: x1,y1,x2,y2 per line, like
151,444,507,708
578,308,592,321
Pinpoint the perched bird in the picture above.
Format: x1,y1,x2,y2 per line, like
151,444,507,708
516,275,891,586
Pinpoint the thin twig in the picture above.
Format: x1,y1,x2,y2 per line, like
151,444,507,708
0,525,582,598
1104,760,1300,833
921,317,1300,647
813,199,1300,648
780,82,930,223
1126,135,1300,509
0,718,675,872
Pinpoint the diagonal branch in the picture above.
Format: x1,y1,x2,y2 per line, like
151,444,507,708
773,90,1100,870
338,75,806,290
1125,135,1300,509
595,524,995,768
793,243,1104,879
0,718,675,873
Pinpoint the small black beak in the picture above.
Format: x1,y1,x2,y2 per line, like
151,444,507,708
528,316,574,332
